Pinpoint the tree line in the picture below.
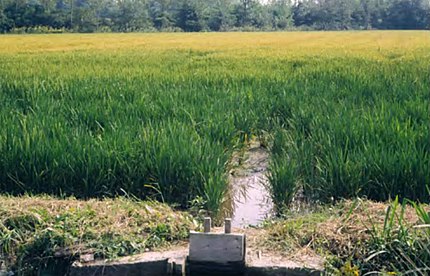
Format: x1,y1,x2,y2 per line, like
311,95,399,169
0,0,429,33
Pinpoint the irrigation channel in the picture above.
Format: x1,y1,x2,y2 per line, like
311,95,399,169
54,139,324,275
229,139,273,228
1,139,319,276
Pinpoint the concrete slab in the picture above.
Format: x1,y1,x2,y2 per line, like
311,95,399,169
189,231,245,263
187,259,246,276
70,259,167,276
245,266,322,276
69,248,187,276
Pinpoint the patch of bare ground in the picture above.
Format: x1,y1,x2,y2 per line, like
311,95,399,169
243,227,324,270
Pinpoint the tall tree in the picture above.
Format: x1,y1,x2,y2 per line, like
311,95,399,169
387,0,429,29
148,0,173,29
292,0,315,27
176,0,201,32
113,0,151,31
0,0,12,32
203,0,234,31
0,0,429,32
233,0,268,28
268,0,293,29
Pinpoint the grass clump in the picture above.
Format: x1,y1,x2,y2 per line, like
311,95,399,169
0,195,195,275
263,198,430,274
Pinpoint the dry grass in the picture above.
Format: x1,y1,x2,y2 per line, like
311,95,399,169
0,195,194,237
0,195,195,274
264,199,429,263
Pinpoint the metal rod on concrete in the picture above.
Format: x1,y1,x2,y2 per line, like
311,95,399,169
224,218,232,234
204,217,211,233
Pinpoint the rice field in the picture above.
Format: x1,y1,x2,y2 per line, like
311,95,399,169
0,32,429,215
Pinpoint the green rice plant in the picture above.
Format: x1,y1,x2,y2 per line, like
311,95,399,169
267,129,299,213
0,32,429,214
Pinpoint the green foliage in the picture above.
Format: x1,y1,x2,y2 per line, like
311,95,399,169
291,0,430,30
268,129,299,212
0,33,429,215
188,196,208,223
0,0,428,33
176,1,201,32
268,57,430,206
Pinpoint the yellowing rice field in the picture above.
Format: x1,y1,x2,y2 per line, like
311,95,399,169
1,31,429,56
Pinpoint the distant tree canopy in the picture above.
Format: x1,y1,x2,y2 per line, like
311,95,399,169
0,0,428,33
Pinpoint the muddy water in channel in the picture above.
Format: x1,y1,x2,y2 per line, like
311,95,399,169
229,140,273,228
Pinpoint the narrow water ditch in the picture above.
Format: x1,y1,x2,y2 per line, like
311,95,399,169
68,139,324,275
229,139,273,228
